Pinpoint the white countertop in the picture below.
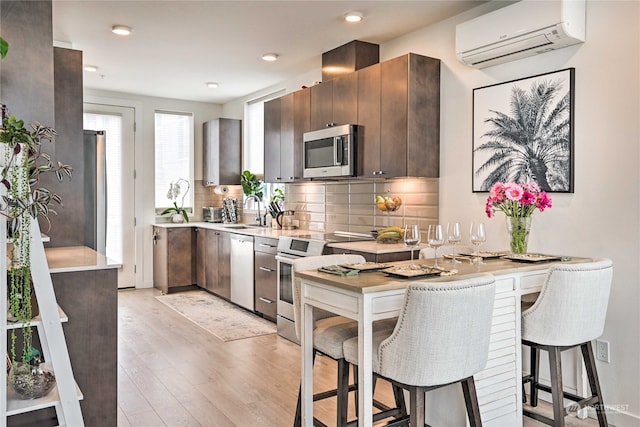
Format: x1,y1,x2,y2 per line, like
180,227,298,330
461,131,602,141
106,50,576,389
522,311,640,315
153,222,423,254
153,221,314,239
45,246,121,273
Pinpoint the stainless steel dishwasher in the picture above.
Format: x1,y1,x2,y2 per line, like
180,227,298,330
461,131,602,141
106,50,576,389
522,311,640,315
230,234,255,311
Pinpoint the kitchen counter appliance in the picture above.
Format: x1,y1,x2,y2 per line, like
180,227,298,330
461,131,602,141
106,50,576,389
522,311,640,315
230,234,255,310
202,206,223,223
275,231,374,343
303,124,358,178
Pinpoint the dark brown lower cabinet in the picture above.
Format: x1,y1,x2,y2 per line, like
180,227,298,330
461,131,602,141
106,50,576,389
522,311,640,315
253,237,278,320
152,226,195,293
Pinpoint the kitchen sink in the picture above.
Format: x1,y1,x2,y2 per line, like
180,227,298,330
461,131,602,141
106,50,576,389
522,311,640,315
220,224,265,229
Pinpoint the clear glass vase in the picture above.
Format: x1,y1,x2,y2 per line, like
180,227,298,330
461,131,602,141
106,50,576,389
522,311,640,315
506,216,531,254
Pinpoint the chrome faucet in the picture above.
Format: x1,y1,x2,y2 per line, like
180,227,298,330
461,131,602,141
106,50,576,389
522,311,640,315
244,195,263,226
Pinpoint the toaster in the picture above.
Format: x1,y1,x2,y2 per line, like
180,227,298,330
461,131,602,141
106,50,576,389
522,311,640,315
202,207,223,223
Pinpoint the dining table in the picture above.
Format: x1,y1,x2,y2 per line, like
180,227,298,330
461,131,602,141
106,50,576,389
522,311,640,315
297,253,590,427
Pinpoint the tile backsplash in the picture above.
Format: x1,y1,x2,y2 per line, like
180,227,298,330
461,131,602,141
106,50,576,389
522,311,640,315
193,178,439,232
283,178,439,234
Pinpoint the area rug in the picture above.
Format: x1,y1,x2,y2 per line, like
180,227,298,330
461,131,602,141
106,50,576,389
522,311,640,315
155,290,276,342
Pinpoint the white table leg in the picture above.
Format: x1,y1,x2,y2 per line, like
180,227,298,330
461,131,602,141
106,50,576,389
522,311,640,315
358,295,374,426
302,299,315,427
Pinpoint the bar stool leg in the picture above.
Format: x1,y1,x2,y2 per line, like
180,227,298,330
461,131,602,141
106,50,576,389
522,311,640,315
408,386,426,427
530,346,540,407
548,347,565,427
461,376,482,427
337,359,350,427
581,342,609,427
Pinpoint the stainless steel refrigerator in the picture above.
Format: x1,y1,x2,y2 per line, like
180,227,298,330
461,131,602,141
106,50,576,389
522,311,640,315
83,130,107,254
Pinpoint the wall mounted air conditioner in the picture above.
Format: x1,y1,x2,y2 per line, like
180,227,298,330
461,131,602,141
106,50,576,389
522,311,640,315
456,0,585,69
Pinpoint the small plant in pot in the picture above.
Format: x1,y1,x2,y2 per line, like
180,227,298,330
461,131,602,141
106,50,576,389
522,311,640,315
160,178,190,223
1,106,73,398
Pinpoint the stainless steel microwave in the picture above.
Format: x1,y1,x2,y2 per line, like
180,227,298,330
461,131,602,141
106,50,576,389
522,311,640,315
302,124,357,178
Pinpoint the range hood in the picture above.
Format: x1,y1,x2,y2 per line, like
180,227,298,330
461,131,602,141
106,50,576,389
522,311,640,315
321,40,379,82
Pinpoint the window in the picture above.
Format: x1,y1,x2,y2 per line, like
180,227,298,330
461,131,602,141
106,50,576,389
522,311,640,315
154,111,194,212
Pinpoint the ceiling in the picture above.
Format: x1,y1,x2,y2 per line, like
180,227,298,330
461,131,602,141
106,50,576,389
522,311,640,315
52,0,486,104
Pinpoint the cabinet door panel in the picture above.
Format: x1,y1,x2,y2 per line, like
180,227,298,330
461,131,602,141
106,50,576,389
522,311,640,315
332,73,358,125
279,93,295,182
310,81,333,130
254,252,277,319
204,229,219,293
407,54,441,177
264,98,282,183
217,231,231,300
380,55,408,178
195,228,206,288
357,64,381,177
166,228,193,288
291,89,310,181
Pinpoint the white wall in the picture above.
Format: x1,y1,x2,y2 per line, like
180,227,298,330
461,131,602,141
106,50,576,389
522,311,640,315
373,1,638,424
84,88,222,288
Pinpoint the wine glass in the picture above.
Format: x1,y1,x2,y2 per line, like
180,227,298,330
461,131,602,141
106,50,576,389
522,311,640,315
427,224,445,268
470,222,487,266
403,224,421,268
446,222,462,264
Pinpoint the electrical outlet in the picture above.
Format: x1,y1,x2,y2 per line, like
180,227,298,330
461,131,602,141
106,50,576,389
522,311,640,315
596,339,610,363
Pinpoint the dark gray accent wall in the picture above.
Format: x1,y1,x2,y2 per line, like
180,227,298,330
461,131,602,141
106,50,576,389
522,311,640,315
47,47,85,246
0,1,54,126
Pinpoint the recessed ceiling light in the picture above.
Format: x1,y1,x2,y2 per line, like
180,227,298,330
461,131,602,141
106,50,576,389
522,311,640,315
344,12,363,23
262,53,279,62
111,25,132,36
206,82,219,89
84,65,98,72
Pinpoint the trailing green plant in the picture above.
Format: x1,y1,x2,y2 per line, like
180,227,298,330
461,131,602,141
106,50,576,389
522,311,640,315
0,36,8,59
0,106,73,366
240,170,263,200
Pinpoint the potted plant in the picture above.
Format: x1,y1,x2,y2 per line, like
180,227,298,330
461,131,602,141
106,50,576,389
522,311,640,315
160,178,190,223
240,170,263,200
0,106,73,398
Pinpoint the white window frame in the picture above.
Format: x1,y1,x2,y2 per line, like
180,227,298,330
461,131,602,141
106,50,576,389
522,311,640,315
154,110,194,214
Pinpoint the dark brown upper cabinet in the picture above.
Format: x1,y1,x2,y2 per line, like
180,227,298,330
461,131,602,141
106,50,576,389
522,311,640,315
264,90,309,183
360,53,441,178
264,52,440,181
203,118,242,186
310,73,358,131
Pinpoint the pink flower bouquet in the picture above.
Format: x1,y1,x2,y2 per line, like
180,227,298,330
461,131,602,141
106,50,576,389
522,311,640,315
485,182,552,219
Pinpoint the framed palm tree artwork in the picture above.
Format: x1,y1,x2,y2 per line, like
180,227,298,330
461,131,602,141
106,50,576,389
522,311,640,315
472,68,575,193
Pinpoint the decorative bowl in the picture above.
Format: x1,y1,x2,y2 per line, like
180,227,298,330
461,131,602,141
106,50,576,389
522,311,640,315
9,362,56,399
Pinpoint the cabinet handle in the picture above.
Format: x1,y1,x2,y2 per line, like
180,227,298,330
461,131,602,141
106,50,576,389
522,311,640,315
259,297,275,304
153,231,159,245
259,243,276,248
276,177,282,180
259,266,275,272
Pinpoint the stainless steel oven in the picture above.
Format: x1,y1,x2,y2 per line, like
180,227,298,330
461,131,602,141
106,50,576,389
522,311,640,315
275,236,325,344
275,232,375,343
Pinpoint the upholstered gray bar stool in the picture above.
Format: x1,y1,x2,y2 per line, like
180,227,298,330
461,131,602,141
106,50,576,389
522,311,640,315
291,254,403,427
343,274,496,427
522,258,613,427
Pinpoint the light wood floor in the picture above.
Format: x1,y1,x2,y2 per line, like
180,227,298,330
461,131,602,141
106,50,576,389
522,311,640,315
117,288,604,427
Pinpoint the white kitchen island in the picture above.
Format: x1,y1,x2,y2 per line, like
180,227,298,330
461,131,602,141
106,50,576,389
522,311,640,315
297,256,590,427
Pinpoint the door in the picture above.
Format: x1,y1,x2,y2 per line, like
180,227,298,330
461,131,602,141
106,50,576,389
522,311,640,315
83,104,136,288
